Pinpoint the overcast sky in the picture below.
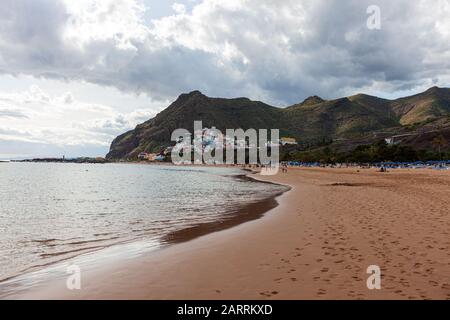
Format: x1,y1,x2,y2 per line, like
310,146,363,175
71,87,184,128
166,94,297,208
0,0,449,159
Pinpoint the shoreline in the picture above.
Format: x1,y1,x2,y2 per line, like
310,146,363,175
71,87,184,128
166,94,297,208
2,167,450,299
0,166,289,297
163,171,290,245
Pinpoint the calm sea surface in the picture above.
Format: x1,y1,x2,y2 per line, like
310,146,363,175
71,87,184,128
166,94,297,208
0,163,286,281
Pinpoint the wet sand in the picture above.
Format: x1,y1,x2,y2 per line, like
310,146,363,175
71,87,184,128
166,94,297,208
5,167,450,299
163,173,288,244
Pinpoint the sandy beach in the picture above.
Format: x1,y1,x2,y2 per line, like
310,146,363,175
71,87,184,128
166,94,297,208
6,167,450,300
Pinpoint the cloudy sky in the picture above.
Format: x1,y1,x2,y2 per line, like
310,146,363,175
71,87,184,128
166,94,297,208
0,0,449,159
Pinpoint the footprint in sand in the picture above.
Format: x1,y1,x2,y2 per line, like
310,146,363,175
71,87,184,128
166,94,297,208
428,280,439,287
317,289,327,296
259,291,279,297
286,268,296,274
441,283,450,290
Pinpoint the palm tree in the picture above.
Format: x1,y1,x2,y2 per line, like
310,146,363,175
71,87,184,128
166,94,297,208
432,135,448,160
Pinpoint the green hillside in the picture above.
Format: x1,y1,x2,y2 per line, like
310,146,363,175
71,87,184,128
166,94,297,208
106,87,450,160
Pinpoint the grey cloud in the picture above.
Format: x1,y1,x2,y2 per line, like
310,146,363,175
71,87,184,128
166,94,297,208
0,108,28,119
75,109,156,135
0,0,448,106
0,0,70,72
0,127,31,136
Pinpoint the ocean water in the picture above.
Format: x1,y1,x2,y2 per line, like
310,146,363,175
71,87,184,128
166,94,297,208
0,163,286,281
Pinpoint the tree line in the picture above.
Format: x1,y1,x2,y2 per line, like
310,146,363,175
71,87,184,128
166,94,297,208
284,137,449,164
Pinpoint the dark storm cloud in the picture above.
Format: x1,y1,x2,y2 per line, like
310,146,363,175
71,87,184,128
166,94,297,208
0,0,448,105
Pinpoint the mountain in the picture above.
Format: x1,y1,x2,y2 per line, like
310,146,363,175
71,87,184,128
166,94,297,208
106,87,450,160
106,91,286,159
296,95,325,106
390,86,450,125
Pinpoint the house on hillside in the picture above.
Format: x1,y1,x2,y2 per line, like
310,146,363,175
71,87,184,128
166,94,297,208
385,133,416,146
138,152,160,161
163,146,173,155
280,137,298,146
138,152,149,160
385,138,396,145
